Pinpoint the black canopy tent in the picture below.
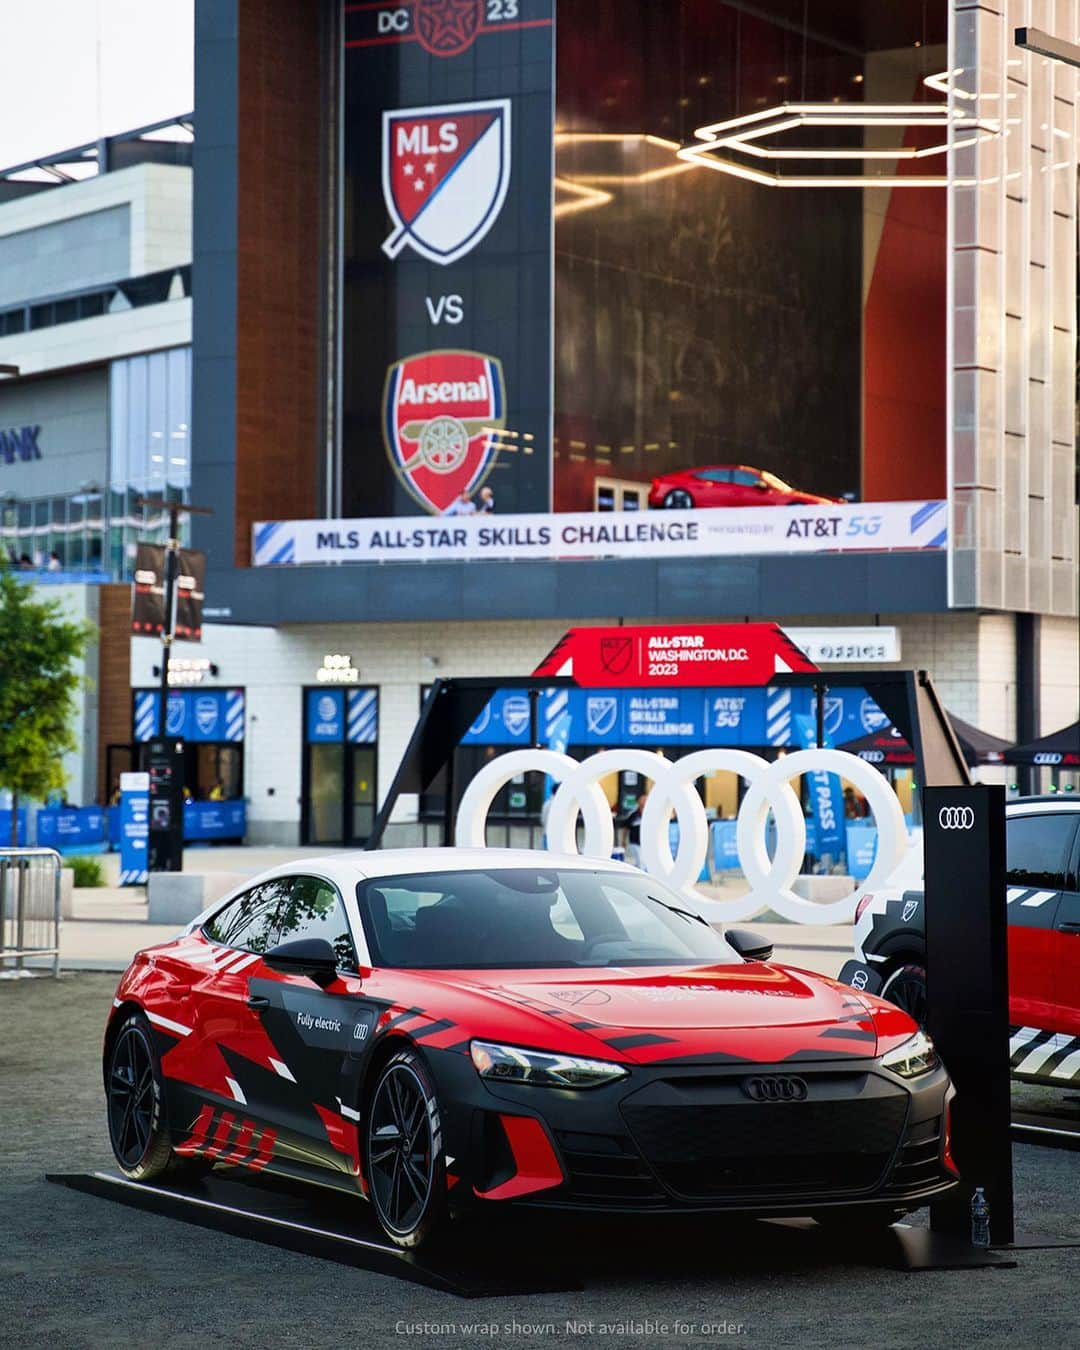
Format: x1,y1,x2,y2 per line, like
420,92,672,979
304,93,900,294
839,712,1012,768
1003,719,1080,768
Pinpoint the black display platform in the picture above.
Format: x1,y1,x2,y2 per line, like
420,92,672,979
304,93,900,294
47,1172,1019,1293
47,1171,582,1297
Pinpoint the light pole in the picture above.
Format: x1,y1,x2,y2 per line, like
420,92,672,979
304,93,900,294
136,496,212,737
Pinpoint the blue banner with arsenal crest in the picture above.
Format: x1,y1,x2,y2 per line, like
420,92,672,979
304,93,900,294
342,0,554,518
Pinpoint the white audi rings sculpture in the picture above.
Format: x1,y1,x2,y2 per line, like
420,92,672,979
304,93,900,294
455,746,907,926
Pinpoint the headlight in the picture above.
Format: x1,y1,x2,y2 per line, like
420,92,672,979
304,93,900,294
470,1040,628,1089
881,1029,939,1079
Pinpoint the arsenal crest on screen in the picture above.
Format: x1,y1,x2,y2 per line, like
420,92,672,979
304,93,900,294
382,99,511,265
382,349,506,514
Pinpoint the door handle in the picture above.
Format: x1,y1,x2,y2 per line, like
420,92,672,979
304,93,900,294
246,995,270,1011
1059,922,1080,934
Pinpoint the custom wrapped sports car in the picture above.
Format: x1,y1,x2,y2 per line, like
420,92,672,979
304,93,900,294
105,849,958,1248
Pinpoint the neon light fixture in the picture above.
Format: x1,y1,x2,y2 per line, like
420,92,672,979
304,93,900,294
677,102,998,187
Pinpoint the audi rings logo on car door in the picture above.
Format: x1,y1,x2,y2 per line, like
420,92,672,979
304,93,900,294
937,806,976,830
454,745,907,926
742,1075,809,1102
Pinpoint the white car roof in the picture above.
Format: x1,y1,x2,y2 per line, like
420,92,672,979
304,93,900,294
296,847,638,885
183,847,639,940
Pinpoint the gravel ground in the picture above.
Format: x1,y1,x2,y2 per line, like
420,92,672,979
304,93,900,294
2,972,1079,1350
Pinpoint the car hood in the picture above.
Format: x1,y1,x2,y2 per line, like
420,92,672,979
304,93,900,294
446,963,889,1061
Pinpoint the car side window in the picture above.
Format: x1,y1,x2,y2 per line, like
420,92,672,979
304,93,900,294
731,469,763,486
203,879,291,954
1006,814,1076,890
696,469,732,483
274,875,358,972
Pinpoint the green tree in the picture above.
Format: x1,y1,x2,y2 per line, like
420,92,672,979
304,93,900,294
0,571,94,845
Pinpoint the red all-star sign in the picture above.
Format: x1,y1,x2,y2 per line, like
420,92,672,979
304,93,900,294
533,624,818,688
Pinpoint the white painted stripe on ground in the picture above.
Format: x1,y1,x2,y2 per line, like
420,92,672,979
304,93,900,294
1020,890,1058,908
1009,1026,1042,1058
1048,1046,1080,1081
269,1058,296,1083
1015,1032,1075,1076
225,1076,247,1105
145,1010,193,1037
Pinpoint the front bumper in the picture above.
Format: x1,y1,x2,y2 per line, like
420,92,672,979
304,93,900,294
429,1049,957,1217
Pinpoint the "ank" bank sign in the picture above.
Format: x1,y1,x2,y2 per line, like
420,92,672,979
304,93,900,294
0,425,41,465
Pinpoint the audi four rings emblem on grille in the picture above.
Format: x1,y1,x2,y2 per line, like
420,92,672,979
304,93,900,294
742,1075,809,1102
937,806,975,829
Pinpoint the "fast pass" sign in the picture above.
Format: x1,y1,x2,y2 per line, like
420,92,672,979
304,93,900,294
532,624,818,688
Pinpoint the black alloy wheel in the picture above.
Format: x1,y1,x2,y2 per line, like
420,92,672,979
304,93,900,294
108,1022,156,1168
880,962,928,1027
366,1050,446,1248
663,488,694,509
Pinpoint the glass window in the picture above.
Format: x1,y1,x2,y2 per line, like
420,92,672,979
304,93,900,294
696,469,732,484
1006,813,1077,890
732,470,763,487
203,879,291,954
357,867,739,970
274,876,357,971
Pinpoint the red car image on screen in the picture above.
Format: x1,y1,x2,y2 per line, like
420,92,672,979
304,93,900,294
104,850,957,1250
648,465,844,510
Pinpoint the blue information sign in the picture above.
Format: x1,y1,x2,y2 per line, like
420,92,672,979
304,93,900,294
119,773,150,885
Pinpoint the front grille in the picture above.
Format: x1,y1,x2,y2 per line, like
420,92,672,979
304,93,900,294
553,1129,666,1206
884,1114,945,1196
620,1072,908,1201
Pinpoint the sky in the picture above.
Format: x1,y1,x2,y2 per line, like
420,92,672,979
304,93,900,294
1,0,194,169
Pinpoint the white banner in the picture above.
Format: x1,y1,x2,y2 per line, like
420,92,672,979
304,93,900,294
253,500,947,567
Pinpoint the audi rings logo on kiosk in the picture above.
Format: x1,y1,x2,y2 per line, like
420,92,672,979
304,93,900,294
455,746,907,925
742,1075,808,1103
938,806,975,830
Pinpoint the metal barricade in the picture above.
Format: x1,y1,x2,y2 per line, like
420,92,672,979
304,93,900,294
0,849,62,977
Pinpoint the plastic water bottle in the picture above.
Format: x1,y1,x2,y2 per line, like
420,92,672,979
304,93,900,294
970,1187,991,1248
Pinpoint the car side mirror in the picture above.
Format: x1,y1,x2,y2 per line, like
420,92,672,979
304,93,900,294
265,937,340,988
724,927,773,962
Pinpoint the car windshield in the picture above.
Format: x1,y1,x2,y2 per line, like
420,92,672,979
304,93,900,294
357,867,740,970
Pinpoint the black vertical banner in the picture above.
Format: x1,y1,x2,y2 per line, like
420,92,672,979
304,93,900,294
341,0,555,519
924,785,1013,1244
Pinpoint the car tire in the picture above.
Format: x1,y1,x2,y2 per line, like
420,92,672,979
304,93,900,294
662,489,694,509
365,1047,448,1250
106,1011,197,1182
880,961,928,1027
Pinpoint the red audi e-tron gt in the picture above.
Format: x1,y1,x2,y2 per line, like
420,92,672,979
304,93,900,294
104,849,957,1248
648,465,843,510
